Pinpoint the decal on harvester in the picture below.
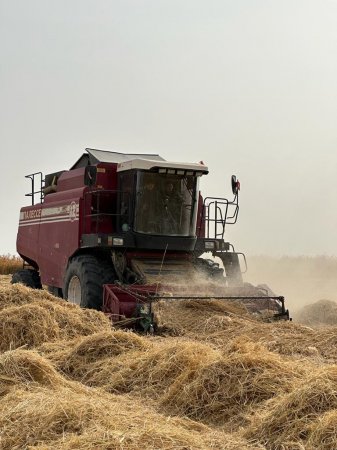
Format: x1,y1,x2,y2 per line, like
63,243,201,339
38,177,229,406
69,201,78,222
21,209,42,220
19,202,79,227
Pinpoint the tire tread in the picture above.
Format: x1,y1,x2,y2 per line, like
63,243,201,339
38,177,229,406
11,269,42,289
64,254,116,309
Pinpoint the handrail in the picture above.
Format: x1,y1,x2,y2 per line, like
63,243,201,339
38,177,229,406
25,172,44,205
200,193,239,239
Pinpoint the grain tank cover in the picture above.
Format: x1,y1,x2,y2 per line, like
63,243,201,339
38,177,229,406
71,148,165,169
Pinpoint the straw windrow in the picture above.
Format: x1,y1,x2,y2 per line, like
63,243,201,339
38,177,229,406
1,284,337,449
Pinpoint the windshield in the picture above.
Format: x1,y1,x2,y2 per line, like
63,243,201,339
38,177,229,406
134,172,199,236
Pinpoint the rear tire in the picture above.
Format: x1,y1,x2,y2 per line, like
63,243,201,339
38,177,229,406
11,269,42,289
63,254,116,309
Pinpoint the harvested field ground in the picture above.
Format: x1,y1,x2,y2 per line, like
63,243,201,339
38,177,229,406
0,274,11,287
1,283,337,449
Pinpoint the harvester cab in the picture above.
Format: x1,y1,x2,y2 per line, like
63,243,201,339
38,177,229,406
13,148,289,331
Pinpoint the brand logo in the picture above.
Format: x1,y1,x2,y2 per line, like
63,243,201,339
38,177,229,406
69,201,78,222
23,209,41,220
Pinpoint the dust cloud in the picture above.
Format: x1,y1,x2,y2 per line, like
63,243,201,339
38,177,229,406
244,255,337,315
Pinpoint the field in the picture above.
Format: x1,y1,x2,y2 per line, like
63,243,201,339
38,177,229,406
1,256,337,449
246,255,337,312
0,254,22,275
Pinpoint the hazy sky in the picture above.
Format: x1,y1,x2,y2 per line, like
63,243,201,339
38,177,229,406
1,0,337,257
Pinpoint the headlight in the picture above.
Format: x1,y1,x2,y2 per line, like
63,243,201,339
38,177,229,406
205,241,215,250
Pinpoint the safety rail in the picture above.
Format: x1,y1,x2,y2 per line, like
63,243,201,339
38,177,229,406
25,172,44,206
201,194,239,239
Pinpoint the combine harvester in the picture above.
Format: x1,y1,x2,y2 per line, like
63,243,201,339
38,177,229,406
13,148,289,331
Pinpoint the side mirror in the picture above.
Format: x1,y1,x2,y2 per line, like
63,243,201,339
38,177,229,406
231,175,240,195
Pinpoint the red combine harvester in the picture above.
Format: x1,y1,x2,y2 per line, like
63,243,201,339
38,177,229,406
13,148,289,331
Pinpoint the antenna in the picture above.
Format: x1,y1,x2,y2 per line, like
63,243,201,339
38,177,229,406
156,243,168,295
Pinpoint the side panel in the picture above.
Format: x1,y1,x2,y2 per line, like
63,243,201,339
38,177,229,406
81,164,119,235
17,163,120,289
37,187,86,287
17,188,86,288
95,163,118,190
196,192,205,238
17,205,43,267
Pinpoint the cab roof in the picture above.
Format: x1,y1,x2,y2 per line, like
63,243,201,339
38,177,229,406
71,148,165,169
117,158,208,174
70,148,208,174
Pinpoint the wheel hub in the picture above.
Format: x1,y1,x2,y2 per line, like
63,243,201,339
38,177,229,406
68,275,81,305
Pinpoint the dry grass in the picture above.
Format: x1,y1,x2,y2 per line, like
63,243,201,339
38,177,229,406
153,299,337,365
0,347,257,450
49,337,219,393
0,284,111,352
2,280,337,449
306,410,337,450
1,385,256,450
245,365,337,449
42,332,304,429
153,298,251,336
159,339,304,427
0,274,11,287
0,349,68,396
0,254,23,274
38,330,149,376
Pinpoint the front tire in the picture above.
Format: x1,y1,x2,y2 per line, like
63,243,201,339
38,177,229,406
63,254,116,309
